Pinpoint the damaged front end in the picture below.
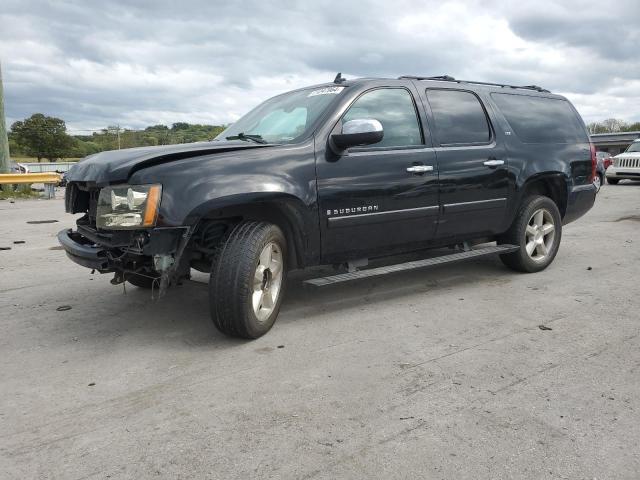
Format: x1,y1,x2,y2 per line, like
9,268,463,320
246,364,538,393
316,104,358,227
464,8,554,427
58,182,192,295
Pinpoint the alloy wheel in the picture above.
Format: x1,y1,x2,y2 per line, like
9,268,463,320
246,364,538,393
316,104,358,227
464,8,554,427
251,242,283,321
525,208,556,262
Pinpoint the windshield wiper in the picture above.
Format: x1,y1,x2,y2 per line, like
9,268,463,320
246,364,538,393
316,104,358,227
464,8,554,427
225,133,267,144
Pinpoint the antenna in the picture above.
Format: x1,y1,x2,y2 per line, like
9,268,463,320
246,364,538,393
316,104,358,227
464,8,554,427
333,72,346,84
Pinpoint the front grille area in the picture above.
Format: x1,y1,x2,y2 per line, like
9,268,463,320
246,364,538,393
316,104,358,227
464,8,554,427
615,157,640,168
88,189,99,226
66,183,99,227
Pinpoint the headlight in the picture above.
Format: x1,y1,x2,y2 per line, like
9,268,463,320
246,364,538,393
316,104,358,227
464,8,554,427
97,184,162,229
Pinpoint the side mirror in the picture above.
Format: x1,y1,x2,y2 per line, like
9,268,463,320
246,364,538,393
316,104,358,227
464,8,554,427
331,119,383,150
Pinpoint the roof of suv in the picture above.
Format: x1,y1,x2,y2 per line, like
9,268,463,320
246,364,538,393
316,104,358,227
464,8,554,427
397,75,550,93
317,74,554,96
283,74,556,100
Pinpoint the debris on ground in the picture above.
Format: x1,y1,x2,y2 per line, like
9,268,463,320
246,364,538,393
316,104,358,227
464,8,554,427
56,305,72,311
587,266,592,270
13,240,26,244
0,247,11,251
538,325,553,331
26,220,59,224
277,345,285,349
88,382,96,387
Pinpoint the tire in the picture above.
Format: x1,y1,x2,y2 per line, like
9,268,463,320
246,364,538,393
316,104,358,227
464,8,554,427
126,273,158,289
607,177,620,185
209,221,287,339
498,195,562,273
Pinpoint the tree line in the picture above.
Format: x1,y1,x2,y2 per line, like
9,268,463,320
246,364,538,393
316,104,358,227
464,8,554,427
587,118,640,135
9,113,226,161
9,113,640,162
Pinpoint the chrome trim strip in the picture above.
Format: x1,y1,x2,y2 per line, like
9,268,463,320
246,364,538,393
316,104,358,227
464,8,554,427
328,205,439,228
443,197,507,214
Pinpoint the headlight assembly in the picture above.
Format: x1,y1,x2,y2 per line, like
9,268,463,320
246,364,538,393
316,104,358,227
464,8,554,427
96,184,162,229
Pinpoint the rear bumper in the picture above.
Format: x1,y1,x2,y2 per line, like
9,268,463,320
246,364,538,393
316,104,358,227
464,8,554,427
57,228,110,270
563,183,596,225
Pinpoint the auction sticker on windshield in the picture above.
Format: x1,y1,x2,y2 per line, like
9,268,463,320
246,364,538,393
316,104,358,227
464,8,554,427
308,86,345,97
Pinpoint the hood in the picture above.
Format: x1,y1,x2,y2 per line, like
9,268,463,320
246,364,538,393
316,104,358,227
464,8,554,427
615,152,640,160
66,141,275,185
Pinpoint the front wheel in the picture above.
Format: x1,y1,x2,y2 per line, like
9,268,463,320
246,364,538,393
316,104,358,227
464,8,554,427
498,195,562,273
209,221,287,339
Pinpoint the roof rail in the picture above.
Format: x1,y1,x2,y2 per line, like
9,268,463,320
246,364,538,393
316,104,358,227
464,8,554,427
398,75,550,93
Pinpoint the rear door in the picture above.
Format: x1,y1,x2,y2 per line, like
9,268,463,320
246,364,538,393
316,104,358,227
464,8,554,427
423,88,510,238
316,86,440,260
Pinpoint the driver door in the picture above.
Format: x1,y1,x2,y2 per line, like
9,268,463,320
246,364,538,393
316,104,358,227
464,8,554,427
316,87,440,261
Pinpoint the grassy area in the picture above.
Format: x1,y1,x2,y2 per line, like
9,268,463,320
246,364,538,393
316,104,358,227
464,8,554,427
0,185,42,200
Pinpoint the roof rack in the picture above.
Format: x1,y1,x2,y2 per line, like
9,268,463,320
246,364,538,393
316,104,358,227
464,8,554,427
398,75,550,93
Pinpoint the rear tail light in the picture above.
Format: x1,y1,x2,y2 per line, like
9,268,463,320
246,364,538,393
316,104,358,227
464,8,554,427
589,143,597,181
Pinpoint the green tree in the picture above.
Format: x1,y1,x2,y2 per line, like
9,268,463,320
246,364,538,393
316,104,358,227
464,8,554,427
10,113,74,161
623,122,640,132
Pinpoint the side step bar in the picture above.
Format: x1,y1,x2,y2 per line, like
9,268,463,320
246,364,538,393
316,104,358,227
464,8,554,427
304,244,519,288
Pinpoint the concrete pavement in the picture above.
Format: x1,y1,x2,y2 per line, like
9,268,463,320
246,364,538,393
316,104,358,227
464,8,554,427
1,183,639,479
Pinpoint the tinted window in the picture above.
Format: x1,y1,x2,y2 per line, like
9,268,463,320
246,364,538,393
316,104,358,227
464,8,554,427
342,88,422,148
491,93,588,144
426,90,491,145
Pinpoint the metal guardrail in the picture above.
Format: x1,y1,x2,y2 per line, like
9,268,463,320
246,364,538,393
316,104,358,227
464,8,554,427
0,172,61,199
22,162,76,173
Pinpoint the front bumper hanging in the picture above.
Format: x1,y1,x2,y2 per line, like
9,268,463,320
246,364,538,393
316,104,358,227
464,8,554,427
57,228,110,270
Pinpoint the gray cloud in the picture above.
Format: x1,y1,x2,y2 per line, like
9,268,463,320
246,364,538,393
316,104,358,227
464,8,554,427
1,0,639,131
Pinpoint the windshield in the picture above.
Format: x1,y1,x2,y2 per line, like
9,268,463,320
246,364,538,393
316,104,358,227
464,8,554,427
626,142,640,153
215,86,345,144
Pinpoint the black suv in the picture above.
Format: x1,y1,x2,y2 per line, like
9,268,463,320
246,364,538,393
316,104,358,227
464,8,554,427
59,75,597,338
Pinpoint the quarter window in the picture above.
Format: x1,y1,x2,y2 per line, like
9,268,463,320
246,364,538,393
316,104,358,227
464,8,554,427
342,88,423,148
426,90,491,145
491,93,588,144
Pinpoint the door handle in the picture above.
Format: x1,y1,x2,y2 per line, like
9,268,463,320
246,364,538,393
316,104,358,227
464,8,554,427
483,159,505,167
406,165,434,173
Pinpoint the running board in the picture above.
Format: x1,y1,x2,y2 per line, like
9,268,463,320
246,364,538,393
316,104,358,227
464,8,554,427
304,244,519,288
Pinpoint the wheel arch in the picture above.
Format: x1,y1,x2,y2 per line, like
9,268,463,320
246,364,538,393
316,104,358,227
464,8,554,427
518,173,568,219
187,192,318,270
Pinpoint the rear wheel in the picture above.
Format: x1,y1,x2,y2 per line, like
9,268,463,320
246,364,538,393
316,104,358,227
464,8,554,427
607,177,620,185
499,195,562,273
209,221,287,339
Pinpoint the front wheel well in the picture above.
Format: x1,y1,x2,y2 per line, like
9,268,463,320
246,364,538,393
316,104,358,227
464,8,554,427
188,201,305,272
520,176,567,218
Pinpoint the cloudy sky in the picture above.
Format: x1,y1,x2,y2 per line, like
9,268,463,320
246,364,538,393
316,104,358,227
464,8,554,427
2,0,639,132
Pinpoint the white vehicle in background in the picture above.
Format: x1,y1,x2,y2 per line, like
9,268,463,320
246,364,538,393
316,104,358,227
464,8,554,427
606,139,640,184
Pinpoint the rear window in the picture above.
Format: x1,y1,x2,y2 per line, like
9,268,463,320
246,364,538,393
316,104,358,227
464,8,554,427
491,93,588,144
